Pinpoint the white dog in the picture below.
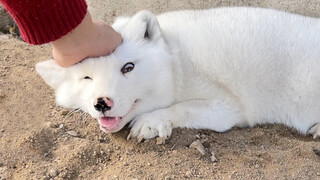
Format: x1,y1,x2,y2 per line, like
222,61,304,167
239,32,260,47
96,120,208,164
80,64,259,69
36,7,320,142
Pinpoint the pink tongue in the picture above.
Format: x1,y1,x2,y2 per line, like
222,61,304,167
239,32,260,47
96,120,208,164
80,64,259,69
100,117,117,129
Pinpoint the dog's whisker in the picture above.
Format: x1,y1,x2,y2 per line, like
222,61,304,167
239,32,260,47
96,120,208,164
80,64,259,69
65,108,81,118
78,111,93,121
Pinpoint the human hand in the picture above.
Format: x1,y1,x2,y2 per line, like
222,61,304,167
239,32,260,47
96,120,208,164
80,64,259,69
51,13,122,67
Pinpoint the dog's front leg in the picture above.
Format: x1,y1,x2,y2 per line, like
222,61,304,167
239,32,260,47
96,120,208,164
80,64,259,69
128,99,245,142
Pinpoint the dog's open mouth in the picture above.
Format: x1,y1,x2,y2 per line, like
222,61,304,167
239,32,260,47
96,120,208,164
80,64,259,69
99,117,122,131
97,99,139,132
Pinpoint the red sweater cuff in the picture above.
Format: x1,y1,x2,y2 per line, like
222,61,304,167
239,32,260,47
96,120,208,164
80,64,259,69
1,0,87,45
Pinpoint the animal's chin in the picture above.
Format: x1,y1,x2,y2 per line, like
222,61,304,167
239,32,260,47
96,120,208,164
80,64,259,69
98,117,123,132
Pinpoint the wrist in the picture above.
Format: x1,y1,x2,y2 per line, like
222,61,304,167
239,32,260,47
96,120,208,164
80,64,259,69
50,12,95,66
50,12,122,67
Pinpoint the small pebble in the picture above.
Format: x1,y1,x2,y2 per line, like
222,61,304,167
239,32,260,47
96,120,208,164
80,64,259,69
313,149,320,156
185,170,192,177
0,129,4,133
42,176,50,180
211,151,218,162
156,137,165,145
48,169,59,177
58,124,64,129
189,140,206,155
60,110,69,116
0,93,5,99
66,130,79,137
46,122,57,128
254,164,260,169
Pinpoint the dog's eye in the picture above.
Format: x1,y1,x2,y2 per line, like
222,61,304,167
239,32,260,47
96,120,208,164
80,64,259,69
121,62,135,74
83,76,92,80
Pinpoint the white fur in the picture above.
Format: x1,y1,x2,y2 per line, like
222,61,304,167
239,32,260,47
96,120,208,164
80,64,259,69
36,7,320,140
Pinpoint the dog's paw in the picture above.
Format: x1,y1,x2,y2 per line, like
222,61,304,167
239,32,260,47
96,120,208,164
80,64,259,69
308,123,320,139
127,110,173,144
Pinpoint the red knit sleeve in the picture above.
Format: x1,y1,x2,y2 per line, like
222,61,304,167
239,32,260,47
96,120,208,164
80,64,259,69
0,0,87,45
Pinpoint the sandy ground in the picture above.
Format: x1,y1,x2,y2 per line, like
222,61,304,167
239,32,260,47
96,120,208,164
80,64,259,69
1,0,320,179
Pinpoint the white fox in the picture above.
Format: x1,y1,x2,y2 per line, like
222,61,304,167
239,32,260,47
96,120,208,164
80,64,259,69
36,7,320,142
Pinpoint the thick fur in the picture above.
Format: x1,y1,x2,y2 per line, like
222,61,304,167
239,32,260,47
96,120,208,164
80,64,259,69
36,7,320,140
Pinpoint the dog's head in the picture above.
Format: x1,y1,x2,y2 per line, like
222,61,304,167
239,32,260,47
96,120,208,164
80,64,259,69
36,11,175,133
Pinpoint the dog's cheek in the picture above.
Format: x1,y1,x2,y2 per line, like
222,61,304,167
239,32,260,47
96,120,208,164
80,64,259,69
54,84,81,110
55,91,74,109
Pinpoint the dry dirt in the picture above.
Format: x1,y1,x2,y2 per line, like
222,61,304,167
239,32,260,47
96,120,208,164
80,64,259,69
1,0,320,179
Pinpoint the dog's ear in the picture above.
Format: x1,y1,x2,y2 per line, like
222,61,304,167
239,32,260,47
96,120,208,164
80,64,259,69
35,60,66,89
120,10,162,43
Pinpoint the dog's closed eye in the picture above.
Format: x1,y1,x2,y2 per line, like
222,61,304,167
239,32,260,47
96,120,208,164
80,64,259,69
83,76,92,80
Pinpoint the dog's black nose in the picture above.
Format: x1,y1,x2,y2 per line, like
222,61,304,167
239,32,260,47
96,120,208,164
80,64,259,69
94,97,113,112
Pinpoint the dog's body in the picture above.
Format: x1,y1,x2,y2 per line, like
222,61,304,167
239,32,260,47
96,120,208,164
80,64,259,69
36,7,320,140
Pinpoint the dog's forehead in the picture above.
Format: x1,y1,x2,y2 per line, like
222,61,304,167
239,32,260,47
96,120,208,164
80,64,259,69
65,56,119,77
69,41,143,74
113,41,146,61
81,55,121,68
